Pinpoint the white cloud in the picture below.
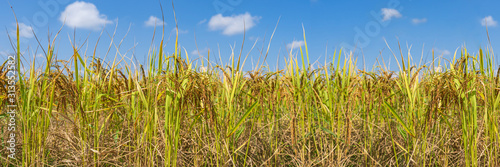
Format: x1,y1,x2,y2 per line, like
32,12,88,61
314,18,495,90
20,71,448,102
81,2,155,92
434,49,451,56
412,18,427,25
441,50,451,55
16,23,34,38
287,40,305,50
434,66,443,72
481,16,498,27
191,47,209,56
200,66,208,73
381,8,402,21
198,19,207,25
145,16,166,27
59,1,112,30
171,27,188,34
208,12,261,35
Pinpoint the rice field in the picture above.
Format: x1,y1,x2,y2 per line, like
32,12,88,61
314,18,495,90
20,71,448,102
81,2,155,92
1,8,500,167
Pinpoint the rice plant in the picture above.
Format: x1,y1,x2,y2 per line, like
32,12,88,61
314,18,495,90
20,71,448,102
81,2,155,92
1,6,500,167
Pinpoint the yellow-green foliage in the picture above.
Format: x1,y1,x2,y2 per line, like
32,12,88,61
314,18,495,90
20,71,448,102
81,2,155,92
1,14,500,167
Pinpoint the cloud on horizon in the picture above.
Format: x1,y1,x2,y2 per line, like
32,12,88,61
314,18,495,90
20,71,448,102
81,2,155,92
412,18,427,25
145,16,166,27
287,40,305,50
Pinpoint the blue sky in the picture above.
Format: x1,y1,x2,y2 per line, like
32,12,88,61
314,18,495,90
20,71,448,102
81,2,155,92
1,0,499,71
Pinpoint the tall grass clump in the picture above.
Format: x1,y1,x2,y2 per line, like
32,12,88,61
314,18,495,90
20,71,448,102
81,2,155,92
1,8,500,167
